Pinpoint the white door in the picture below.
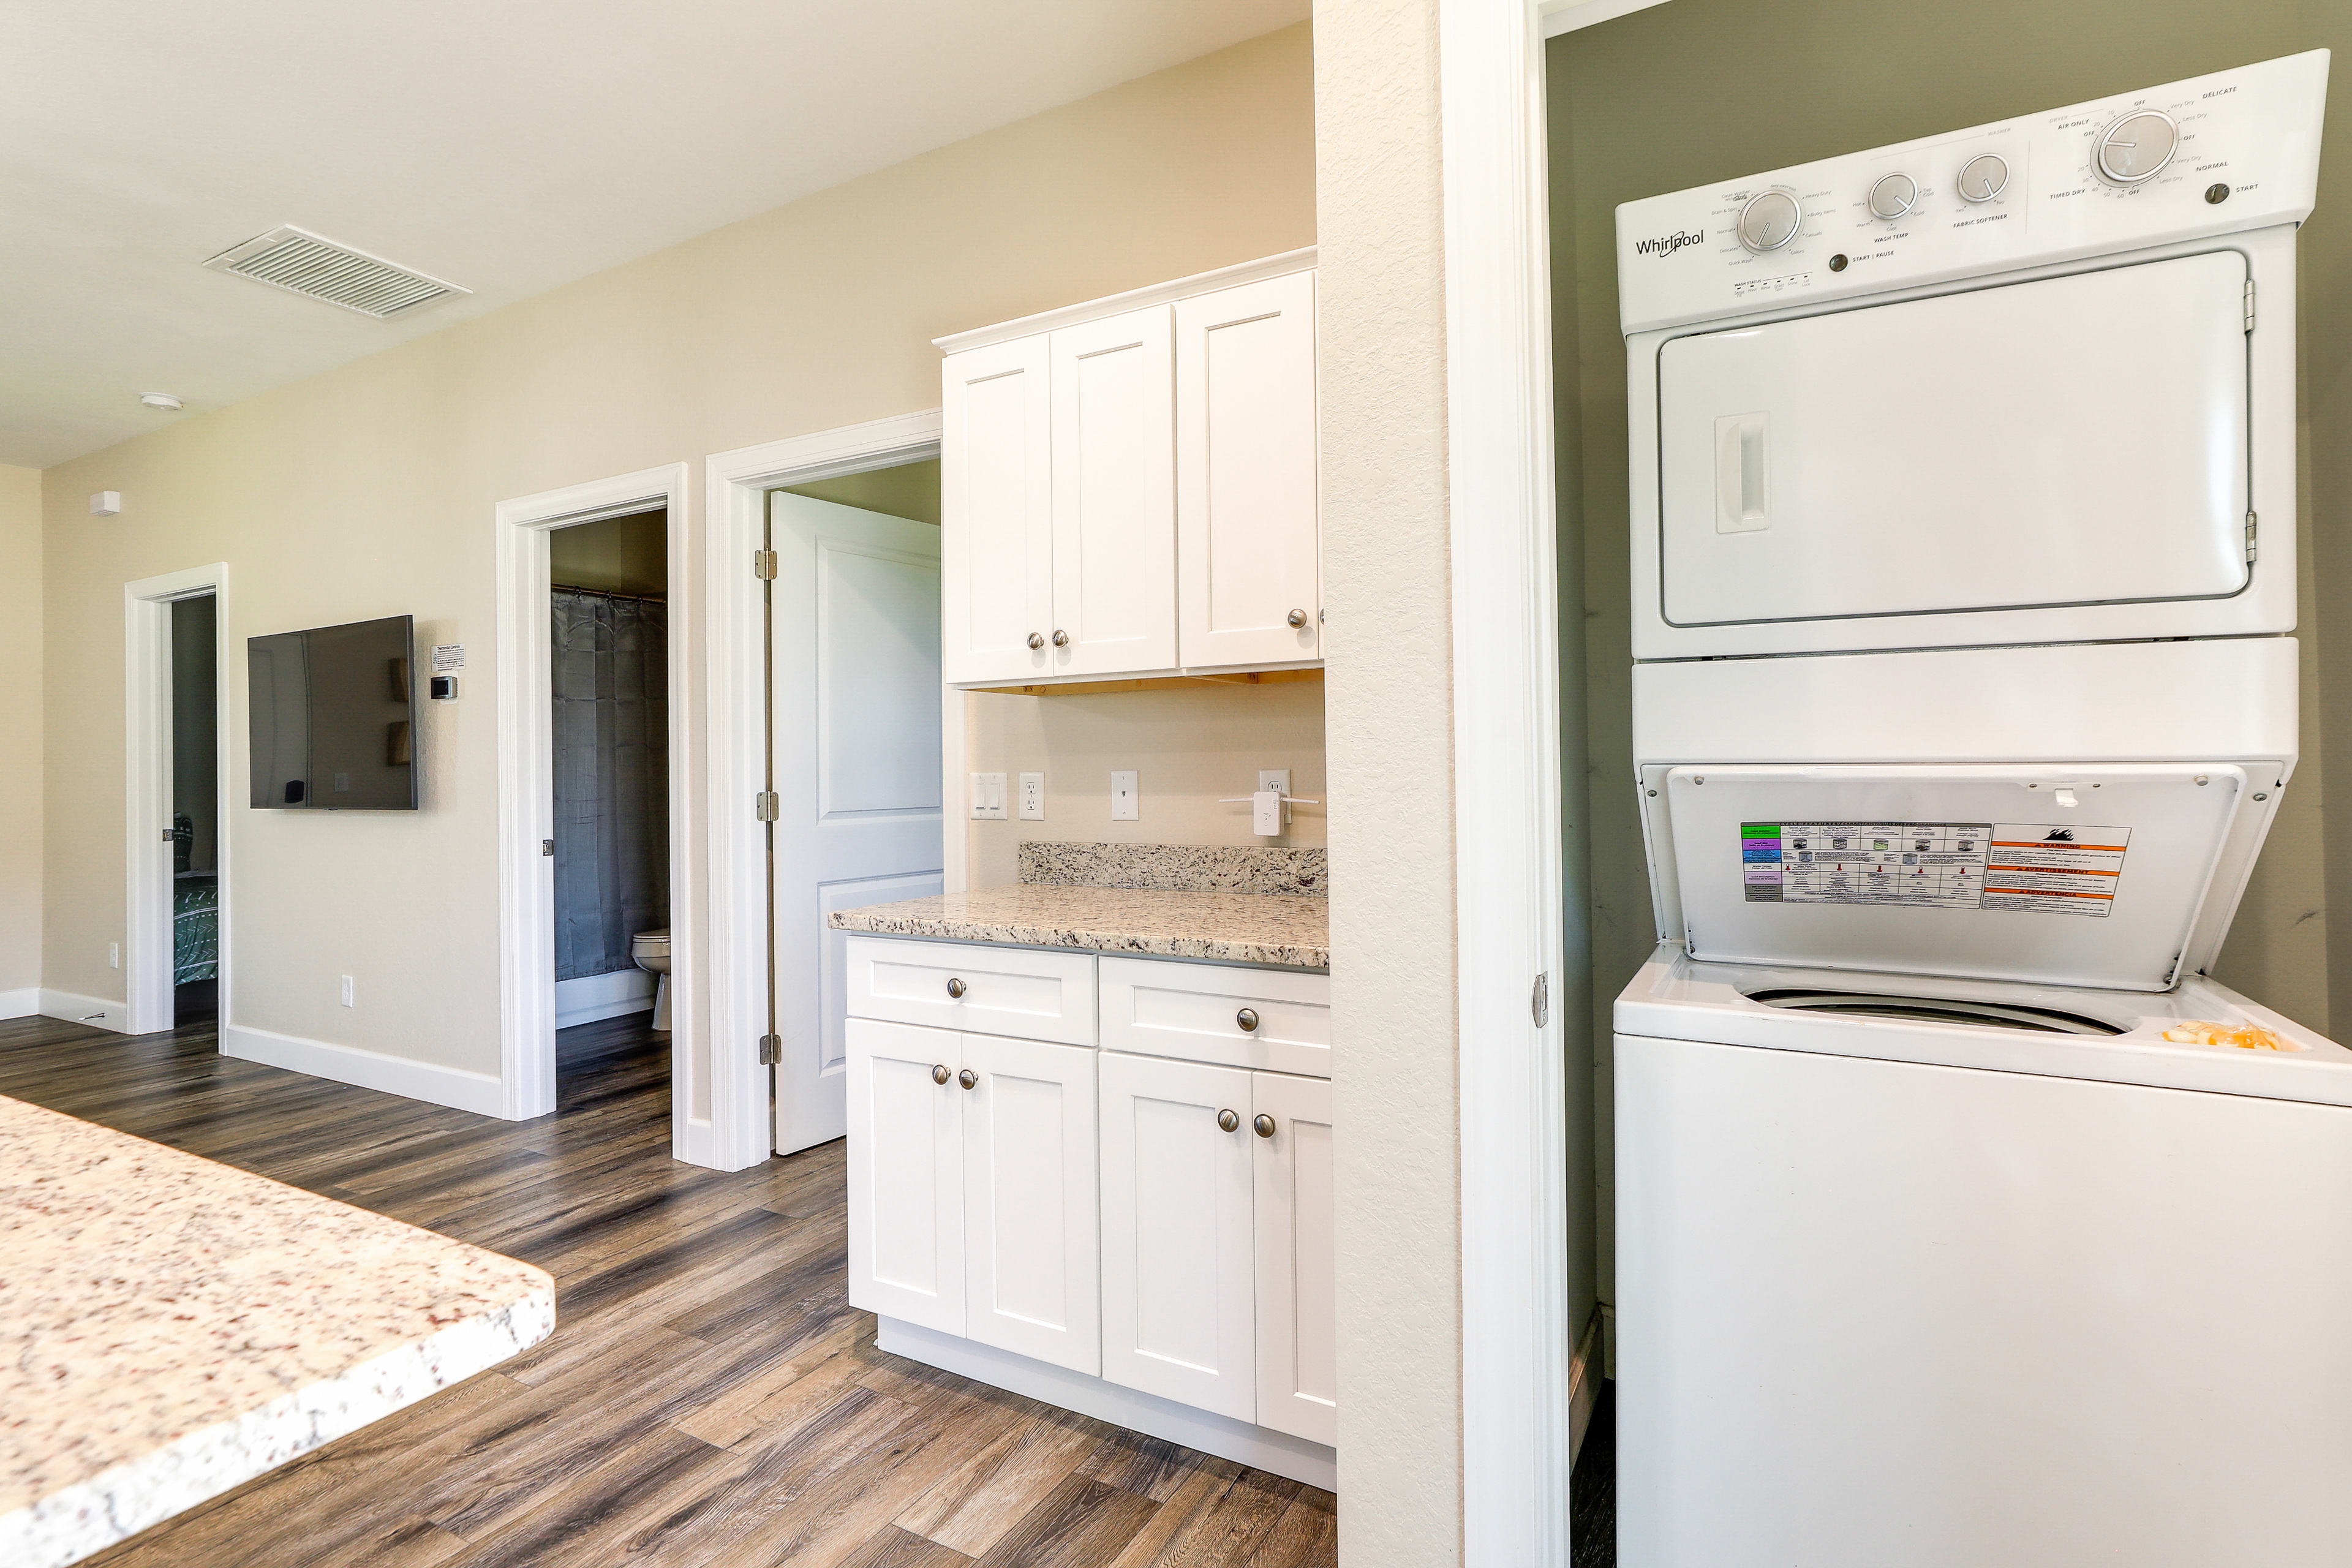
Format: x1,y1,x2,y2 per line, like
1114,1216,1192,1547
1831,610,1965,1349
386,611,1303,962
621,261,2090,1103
771,492,943,1153
1049,306,1176,676
1176,271,1321,669
1251,1069,1336,1446
961,1034,1101,1373
845,1019,964,1334
1098,1050,1257,1419
942,337,1054,684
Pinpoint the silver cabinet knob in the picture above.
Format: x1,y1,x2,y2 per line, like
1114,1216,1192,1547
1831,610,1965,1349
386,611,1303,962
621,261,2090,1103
1052,629,1069,647
1254,1114,1276,1138
1217,1108,1240,1132
1287,608,1309,629
1027,632,1045,650
946,977,966,999
1236,1007,1260,1033
959,1068,978,1090
931,1063,950,1085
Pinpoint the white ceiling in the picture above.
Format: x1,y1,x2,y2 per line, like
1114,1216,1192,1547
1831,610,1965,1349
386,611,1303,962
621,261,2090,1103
0,0,1308,469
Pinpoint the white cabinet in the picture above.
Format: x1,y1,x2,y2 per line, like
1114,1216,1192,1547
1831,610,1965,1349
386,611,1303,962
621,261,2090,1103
1098,958,1331,1077
942,336,1053,685
1251,1069,1337,1446
1177,272,1321,669
1049,306,1177,676
846,936,1096,1046
844,1019,965,1335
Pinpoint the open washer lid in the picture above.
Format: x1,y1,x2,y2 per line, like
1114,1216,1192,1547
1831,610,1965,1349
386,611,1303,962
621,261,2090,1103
1657,763,2248,991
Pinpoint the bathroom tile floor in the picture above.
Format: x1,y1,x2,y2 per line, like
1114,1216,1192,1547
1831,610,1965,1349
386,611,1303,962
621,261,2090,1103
0,1010,1336,1568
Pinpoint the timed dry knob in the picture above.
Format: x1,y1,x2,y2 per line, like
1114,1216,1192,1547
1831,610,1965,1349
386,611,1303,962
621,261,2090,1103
2098,110,2178,185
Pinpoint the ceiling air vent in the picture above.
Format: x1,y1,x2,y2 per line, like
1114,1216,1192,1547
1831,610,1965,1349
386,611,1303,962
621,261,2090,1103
202,225,469,320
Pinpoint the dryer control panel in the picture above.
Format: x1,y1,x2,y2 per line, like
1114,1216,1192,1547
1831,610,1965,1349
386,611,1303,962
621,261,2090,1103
1616,50,2329,334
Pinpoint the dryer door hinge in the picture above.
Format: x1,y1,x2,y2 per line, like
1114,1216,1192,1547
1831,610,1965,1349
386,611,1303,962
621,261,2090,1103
2245,510,2260,564
1531,971,1550,1029
2245,278,2257,332
753,548,778,580
754,790,780,822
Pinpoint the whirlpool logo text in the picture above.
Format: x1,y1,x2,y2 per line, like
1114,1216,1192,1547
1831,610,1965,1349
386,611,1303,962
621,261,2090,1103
1633,229,1708,259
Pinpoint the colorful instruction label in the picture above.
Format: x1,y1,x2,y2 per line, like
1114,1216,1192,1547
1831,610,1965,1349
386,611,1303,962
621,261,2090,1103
1742,821,2128,919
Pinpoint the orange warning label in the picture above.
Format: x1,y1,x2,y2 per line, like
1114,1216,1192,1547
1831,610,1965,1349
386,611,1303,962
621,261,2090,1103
1978,824,2130,918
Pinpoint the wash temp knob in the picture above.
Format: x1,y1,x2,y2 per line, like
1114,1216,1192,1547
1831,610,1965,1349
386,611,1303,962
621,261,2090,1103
1867,172,1918,220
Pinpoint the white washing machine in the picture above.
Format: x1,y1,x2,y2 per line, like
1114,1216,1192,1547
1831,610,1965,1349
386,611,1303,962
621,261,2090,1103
1608,50,2351,1567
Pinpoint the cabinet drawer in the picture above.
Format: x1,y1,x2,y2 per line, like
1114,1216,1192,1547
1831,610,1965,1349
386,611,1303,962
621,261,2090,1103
846,937,1098,1046
1098,959,1329,1077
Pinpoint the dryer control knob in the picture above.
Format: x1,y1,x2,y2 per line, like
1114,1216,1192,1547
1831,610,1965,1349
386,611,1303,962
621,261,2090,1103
1956,154,2008,203
1866,172,1918,221
1735,189,1803,253
2097,110,2178,185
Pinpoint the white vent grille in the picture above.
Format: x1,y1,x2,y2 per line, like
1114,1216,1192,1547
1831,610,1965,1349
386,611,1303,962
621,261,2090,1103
202,225,468,319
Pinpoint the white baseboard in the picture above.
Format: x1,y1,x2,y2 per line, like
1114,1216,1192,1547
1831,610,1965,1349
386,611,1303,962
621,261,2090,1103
875,1316,1338,1491
554,969,656,1029
221,1022,508,1118
0,986,39,1020
40,989,130,1034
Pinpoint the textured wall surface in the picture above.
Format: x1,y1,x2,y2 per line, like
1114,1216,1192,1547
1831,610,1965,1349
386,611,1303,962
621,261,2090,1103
0,462,39,995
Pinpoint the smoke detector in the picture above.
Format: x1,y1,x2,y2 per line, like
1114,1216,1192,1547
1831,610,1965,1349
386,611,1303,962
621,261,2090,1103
202,225,469,320
140,393,183,411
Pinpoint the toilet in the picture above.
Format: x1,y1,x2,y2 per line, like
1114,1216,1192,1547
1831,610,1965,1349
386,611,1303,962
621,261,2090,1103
630,929,671,1032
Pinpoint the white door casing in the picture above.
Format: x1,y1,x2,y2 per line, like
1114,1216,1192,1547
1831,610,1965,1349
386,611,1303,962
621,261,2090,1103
769,492,943,1154
1049,305,1177,676
1099,1049,1258,1420
942,337,1054,685
845,1018,965,1333
961,1033,1101,1373
1251,1069,1338,1446
1176,271,1321,669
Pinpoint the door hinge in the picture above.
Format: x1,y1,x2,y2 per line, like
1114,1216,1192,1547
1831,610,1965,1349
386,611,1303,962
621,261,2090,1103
753,548,777,580
754,791,780,822
758,1033,782,1065
542,838,556,857
2245,509,2259,563
2245,278,2256,332
1531,971,1550,1028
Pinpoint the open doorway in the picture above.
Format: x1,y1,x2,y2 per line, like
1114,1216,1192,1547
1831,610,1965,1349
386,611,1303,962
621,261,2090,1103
547,507,672,1102
170,594,219,1026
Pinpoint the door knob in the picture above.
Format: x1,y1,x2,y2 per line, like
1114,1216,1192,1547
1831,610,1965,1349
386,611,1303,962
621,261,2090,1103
959,1068,978,1090
1236,1007,1259,1033
1052,629,1069,647
946,978,966,998
1216,1108,1240,1132
1028,632,1045,650
931,1063,950,1085
1287,608,1309,628
1254,1114,1276,1138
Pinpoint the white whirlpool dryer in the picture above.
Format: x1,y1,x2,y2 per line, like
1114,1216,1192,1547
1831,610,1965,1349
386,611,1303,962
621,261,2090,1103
1608,51,2352,1568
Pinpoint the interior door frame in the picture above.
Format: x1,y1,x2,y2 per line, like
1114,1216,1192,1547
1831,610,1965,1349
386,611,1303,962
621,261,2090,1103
704,410,944,1171
123,562,232,1037
493,462,695,1144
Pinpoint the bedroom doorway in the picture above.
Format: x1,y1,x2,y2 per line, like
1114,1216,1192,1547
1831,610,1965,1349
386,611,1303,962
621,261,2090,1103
170,593,219,1025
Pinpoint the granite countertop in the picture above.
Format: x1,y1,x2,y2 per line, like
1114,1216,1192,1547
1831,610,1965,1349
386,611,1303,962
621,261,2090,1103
0,1096,554,1568
831,884,1331,970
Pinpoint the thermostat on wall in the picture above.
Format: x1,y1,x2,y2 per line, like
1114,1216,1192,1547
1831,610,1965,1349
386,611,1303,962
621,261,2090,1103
429,675,458,701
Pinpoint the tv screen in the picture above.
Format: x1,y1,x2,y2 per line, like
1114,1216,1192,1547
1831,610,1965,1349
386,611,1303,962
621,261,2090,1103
248,614,418,810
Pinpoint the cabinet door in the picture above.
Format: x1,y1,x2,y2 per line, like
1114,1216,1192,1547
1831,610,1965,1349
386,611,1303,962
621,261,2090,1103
845,1020,965,1333
1251,1070,1337,1446
961,1035,1101,1373
1049,306,1176,676
943,336,1054,685
1175,271,1321,669
1098,1050,1257,1419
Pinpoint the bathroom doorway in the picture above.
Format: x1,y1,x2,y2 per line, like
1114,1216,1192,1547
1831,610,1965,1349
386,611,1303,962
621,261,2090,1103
547,507,672,1099
170,593,220,1025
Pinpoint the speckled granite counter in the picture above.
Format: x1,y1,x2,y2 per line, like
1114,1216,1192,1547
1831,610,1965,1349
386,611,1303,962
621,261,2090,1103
0,1095,554,1568
831,884,1330,970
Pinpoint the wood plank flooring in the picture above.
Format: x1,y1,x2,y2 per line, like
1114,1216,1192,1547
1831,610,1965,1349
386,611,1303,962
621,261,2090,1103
0,1010,1337,1568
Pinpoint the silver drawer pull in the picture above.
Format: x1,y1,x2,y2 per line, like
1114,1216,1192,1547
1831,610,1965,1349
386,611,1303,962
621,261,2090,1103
1052,629,1069,647
931,1063,950,1085
946,978,967,999
1027,632,1045,649
959,1068,978,1090
1216,1108,1240,1132
1287,608,1309,628
1235,1007,1259,1033
1254,1114,1276,1138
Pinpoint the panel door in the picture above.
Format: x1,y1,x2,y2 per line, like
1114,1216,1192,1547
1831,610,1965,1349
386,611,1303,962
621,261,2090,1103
1251,1070,1337,1446
1098,1050,1257,1419
1176,271,1321,669
943,336,1054,684
770,492,943,1154
1049,306,1177,676
845,1019,964,1335
961,1034,1101,1373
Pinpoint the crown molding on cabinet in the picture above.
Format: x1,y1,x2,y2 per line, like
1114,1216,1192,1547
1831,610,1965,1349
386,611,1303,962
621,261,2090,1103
932,246,1317,356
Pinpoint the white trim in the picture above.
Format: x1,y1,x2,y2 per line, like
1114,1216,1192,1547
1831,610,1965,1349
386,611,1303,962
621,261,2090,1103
1539,0,1670,36
554,969,657,1028
1442,0,1575,1563
704,410,944,1170
495,462,695,1144
875,1316,1337,1491
221,1021,506,1117
39,990,130,1034
124,564,230,1039
0,987,36,1020
932,247,1317,355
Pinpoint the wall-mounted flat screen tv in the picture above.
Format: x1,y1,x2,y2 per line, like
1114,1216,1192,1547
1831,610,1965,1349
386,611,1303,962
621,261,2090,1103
248,614,418,810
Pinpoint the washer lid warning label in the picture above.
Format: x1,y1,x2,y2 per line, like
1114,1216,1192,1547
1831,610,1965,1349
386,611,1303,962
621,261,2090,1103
1742,821,2128,918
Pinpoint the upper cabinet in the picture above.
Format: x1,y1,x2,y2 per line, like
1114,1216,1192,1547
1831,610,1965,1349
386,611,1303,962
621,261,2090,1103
938,252,1318,687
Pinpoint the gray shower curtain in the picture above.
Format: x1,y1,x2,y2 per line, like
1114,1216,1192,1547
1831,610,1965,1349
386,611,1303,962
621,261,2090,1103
552,588,668,982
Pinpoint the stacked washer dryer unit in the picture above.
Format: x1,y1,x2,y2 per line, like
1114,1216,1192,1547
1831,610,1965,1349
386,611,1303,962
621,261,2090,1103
1610,52,2349,1568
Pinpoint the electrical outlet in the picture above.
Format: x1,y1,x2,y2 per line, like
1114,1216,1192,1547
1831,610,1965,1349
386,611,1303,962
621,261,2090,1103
1257,769,1292,801
970,772,1008,820
340,974,355,1008
1110,770,1139,821
108,942,120,970
1018,772,1046,821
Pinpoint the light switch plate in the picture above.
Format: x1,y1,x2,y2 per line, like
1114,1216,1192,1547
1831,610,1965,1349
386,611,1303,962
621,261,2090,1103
1110,769,1139,821
970,772,1008,820
1018,772,1045,821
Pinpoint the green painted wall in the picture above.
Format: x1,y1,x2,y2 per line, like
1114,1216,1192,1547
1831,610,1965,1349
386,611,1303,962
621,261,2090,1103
780,458,941,526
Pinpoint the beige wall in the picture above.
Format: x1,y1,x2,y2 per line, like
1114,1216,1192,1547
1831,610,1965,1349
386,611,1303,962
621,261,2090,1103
40,23,1315,1072
1551,0,2352,1308
1316,0,1463,1561
0,462,39,995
